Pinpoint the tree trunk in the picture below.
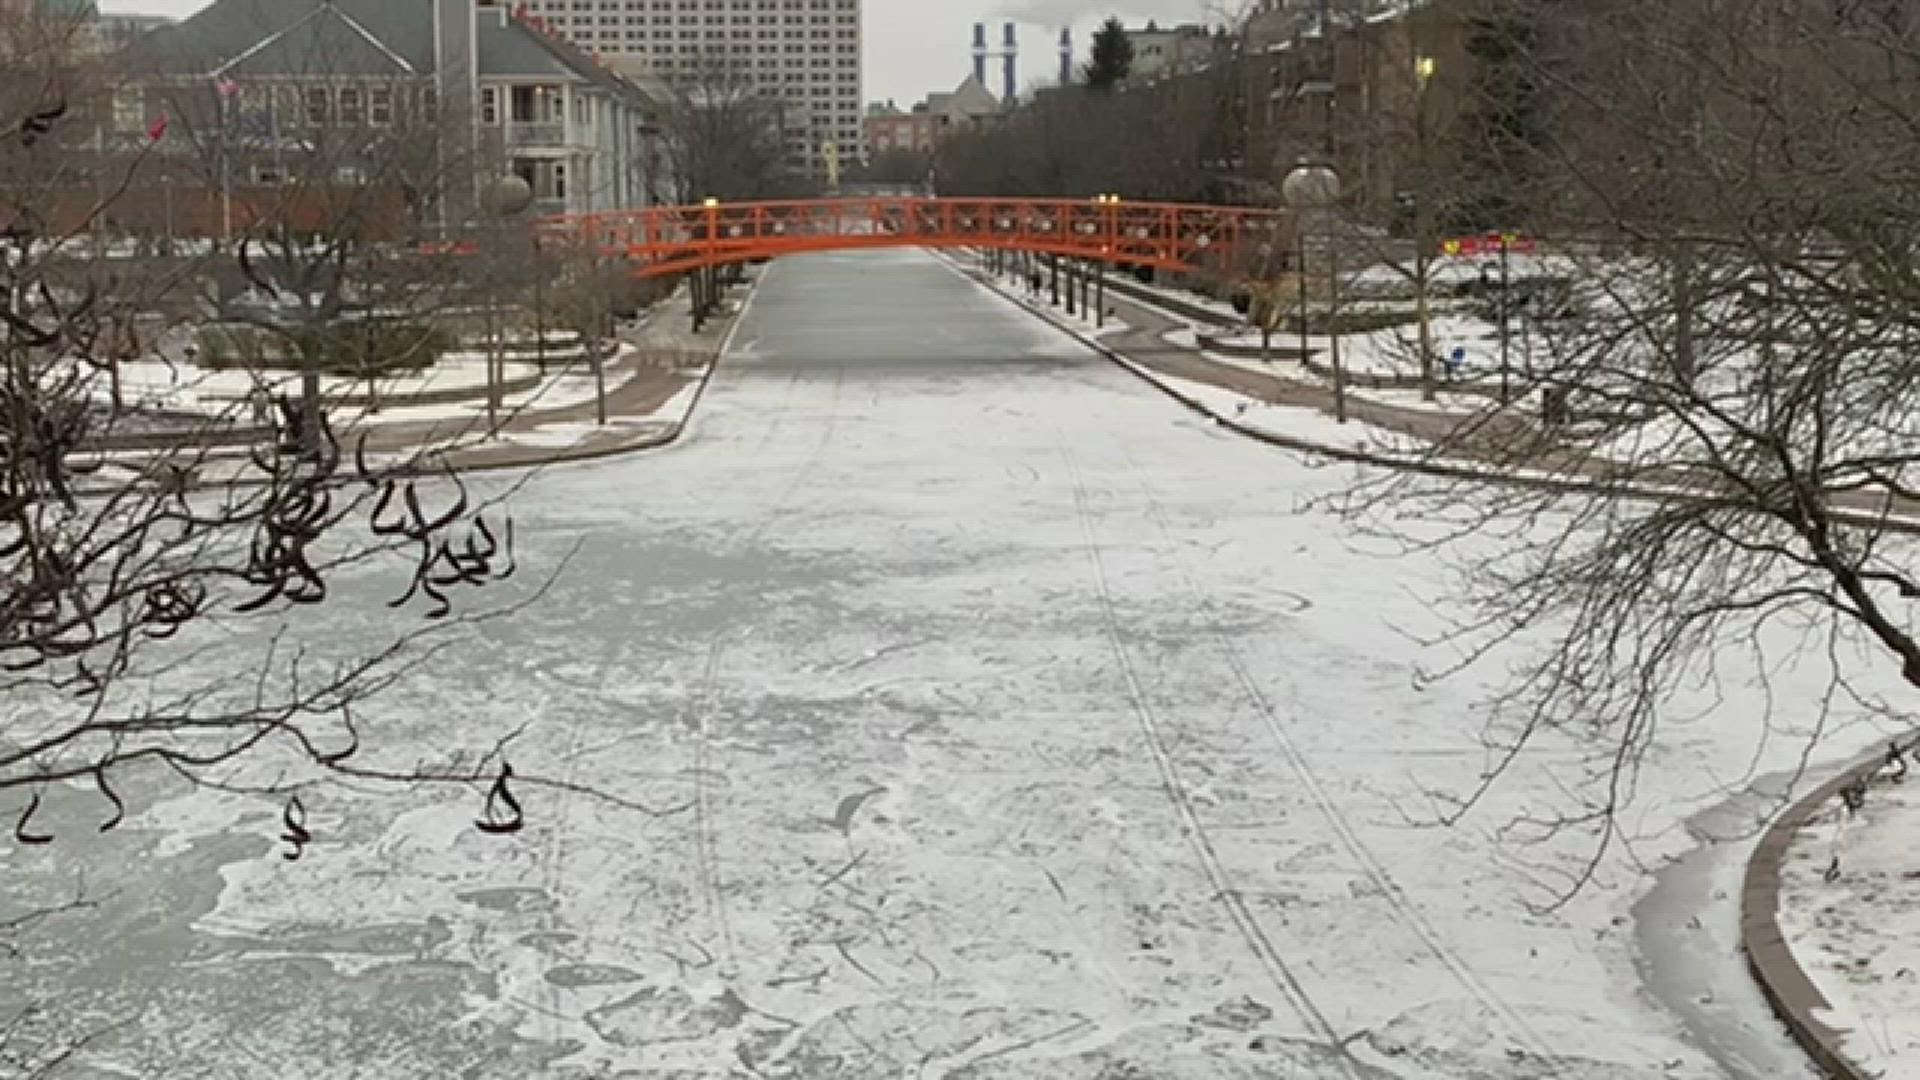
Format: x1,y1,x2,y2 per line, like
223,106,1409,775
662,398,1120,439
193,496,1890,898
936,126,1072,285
301,368,323,458
1415,252,1435,402
1671,240,1697,386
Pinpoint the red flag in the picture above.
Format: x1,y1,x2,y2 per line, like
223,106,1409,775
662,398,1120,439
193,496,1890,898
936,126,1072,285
146,113,169,142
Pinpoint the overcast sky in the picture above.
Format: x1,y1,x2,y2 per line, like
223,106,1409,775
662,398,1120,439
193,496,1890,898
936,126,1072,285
97,0,1226,108
865,1,1221,107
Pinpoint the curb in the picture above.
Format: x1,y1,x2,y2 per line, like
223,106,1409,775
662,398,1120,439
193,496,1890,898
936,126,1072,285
1742,750,1891,1080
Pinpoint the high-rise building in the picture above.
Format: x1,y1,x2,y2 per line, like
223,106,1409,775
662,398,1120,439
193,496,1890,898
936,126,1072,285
519,0,862,178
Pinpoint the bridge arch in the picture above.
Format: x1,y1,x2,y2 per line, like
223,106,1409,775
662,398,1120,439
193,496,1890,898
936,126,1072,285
535,197,1293,281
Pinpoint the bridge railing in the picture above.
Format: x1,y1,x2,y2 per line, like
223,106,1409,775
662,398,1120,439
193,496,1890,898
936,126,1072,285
535,197,1292,280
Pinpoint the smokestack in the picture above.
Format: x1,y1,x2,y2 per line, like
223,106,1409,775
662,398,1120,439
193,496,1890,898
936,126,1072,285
971,23,987,88
1059,28,1072,86
1002,22,1017,105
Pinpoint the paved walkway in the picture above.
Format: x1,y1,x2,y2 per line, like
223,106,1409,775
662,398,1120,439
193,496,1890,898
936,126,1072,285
962,257,1920,532
84,276,752,490
367,280,745,473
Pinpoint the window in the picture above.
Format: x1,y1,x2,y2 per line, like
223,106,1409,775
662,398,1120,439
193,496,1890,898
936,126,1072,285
112,88,144,133
338,86,363,124
480,86,499,124
369,86,393,125
553,161,567,199
421,86,439,122
304,86,331,125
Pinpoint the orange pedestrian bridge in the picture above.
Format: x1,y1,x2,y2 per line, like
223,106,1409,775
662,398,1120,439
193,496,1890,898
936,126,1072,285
533,196,1292,280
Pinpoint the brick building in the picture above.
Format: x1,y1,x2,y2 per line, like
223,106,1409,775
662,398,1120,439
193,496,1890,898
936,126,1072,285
863,74,998,158
1242,1,1470,219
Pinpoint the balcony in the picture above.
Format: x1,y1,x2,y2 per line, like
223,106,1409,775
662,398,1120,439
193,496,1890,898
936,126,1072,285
505,121,566,147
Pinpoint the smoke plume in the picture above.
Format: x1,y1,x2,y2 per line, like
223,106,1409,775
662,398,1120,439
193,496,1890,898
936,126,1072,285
989,1,1216,30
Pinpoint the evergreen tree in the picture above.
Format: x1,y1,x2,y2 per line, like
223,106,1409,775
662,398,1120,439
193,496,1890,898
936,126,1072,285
1084,17,1133,90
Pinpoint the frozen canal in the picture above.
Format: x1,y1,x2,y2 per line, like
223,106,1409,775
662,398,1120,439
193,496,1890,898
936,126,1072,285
0,249,1856,1077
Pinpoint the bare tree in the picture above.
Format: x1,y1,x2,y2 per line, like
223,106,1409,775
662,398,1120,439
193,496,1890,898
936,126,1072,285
1330,0,1920,902
0,0,661,970
135,37,497,439
653,53,803,204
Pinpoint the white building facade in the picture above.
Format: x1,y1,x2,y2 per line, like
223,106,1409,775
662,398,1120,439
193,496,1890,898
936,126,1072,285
517,0,860,178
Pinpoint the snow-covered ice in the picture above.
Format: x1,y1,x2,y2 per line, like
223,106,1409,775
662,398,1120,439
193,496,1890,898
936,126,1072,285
0,247,1898,1079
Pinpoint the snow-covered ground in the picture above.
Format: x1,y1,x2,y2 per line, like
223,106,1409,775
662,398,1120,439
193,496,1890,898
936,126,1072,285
101,354,545,415
1112,275,1247,321
1203,313,1523,383
2,247,1900,1079
1778,768,1920,1074
1142,369,1410,453
497,379,706,452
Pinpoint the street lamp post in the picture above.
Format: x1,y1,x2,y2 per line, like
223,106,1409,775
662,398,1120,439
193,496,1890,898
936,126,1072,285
1094,194,1119,328
1283,159,1346,423
694,196,720,332
1414,55,1439,401
484,174,534,436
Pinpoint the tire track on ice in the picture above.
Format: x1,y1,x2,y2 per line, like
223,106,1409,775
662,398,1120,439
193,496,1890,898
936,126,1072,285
1057,442,1364,1079
1117,444,1574,1071
688,354,846,981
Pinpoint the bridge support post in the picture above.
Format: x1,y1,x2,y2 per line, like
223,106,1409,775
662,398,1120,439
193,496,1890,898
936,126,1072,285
1049,255,1059,306
1065,259,1077,316
1095,261,1105,329
1080,260,1091,320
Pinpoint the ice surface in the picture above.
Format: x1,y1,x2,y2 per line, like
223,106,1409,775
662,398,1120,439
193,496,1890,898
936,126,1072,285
0,246,1896,1079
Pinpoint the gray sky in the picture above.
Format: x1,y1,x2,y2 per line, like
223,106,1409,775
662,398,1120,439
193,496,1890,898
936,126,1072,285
97,0,1225,109
865,1,1221,107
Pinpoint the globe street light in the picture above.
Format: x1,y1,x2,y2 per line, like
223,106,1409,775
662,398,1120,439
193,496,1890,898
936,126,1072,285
1283,159,1347,423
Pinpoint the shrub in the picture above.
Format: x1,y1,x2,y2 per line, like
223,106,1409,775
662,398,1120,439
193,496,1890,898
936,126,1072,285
196,318,451,376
